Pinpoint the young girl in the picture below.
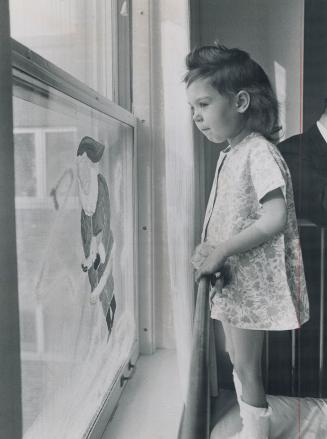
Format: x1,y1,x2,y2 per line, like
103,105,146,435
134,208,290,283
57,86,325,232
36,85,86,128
185,44,310,439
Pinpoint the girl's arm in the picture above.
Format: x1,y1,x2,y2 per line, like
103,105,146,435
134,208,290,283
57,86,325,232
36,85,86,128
195,188,287,281
223,187,287,257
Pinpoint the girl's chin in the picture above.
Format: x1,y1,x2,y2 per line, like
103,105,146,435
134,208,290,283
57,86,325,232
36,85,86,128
205,133,225,144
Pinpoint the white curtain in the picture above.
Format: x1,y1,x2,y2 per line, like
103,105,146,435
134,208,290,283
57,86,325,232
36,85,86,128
160,2,195,399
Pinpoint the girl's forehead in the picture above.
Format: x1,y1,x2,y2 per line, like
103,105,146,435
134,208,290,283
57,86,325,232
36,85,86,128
187,78,219,102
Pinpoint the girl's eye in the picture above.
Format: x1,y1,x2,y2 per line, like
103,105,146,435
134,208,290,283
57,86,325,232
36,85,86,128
199,102,208,108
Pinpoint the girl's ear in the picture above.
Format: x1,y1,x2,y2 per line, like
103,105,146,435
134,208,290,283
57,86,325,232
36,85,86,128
235,90,250,113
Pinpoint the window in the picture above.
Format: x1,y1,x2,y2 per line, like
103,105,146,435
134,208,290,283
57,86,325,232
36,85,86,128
10,0,114,98
10,0,132,109
7,1,137,437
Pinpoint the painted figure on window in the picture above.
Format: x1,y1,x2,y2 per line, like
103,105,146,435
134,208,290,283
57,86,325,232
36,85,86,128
77,136,116,336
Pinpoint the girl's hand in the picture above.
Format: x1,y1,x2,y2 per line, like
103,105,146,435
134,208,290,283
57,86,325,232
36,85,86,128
191,242,215,270
191,242,216,270
195,246,227,282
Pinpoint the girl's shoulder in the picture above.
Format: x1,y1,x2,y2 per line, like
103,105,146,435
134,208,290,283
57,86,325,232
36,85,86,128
243,132,274,149
239,132,281,159
241,132,290,178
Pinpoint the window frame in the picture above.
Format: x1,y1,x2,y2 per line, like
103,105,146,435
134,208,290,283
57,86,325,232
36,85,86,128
3,2,140,437
0,3,22,439
12,39,135,128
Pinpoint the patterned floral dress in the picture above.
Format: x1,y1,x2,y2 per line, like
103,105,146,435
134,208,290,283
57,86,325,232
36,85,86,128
203,132,310,330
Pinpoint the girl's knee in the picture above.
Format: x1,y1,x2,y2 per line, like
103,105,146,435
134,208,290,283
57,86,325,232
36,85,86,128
233,362,262,383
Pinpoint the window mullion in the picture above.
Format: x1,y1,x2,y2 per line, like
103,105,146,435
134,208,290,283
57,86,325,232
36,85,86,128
0,1,22,438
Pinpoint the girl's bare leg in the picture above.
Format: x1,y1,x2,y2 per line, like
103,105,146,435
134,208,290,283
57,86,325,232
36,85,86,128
221,320,234,363
229,326,267,408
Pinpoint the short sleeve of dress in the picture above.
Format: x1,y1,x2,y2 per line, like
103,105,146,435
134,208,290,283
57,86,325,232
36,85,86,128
249,142,286,204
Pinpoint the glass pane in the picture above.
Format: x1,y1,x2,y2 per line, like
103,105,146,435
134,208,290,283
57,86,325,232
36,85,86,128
10,0,114,98
14,132,37,196
13,76,136,438
45,131,78,198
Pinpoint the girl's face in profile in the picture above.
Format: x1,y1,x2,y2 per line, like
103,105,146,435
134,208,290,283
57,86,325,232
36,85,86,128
187,77,246,145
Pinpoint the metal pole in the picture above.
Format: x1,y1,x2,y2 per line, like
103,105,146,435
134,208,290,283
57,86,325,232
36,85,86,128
179,277,210,439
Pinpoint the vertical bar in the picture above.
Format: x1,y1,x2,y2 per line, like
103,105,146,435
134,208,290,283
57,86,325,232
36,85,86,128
264,331,269,390
0,1,22,437
111,0,119,103
319,227,325,397
132,0,155,354
291,329,296,395
117,0,132,111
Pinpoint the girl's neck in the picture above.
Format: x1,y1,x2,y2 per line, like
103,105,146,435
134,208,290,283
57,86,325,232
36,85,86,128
228,126,252,148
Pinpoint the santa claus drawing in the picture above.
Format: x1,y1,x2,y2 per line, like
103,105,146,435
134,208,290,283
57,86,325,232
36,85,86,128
77,136,116,336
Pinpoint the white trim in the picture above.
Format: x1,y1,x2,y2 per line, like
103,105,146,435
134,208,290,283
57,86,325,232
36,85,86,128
132,0,156,354
133,123,140,354
111,0,120,103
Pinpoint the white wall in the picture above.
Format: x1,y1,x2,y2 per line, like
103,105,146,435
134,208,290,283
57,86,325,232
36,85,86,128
266,0,304,138
199,0,269,68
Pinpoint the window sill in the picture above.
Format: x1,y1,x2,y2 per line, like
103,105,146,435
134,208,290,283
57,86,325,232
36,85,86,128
102,349,183,439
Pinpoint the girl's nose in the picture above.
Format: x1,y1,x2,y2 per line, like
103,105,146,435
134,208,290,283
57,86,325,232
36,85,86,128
193,109,203,123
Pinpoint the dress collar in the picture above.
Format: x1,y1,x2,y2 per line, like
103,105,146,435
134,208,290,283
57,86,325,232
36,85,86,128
223,132,259,154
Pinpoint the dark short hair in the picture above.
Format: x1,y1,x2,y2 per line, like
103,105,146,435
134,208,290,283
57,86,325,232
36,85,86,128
184,44,281,141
